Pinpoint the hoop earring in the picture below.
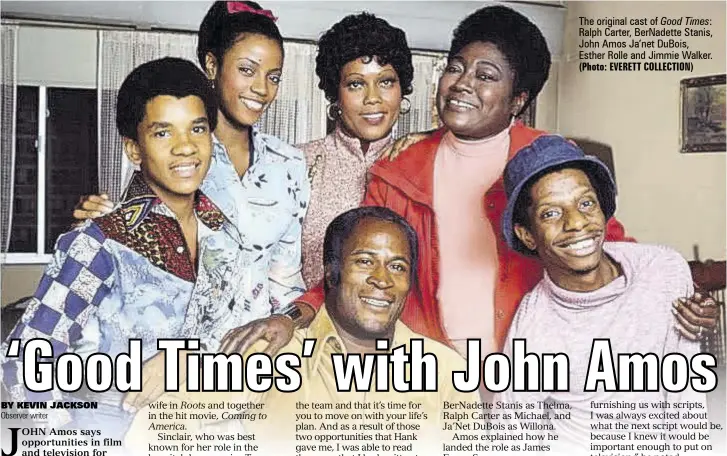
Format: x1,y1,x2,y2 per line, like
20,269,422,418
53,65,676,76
399,97,411,115
327,103,341,121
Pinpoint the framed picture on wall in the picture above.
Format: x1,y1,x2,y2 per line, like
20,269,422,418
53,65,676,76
680,74,726,153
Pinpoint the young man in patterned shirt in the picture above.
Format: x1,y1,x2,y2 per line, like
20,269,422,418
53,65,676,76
1,57,247,439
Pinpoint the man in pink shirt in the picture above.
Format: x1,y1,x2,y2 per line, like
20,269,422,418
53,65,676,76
496,135,713,454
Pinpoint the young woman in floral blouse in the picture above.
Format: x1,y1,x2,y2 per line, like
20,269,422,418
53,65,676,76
74,1,310,354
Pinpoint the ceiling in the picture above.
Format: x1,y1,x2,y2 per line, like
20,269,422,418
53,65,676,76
2,1,566,54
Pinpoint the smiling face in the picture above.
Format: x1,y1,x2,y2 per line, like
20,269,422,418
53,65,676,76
125,95,212,202
206,33,283,129
327,217,412,340
436,41,526,140
514,168,608,281
337,57,402,143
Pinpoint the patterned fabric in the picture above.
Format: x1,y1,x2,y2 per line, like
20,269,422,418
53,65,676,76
0,173,247,424
200,125,310,317
298,125,392,287
97,210,196,282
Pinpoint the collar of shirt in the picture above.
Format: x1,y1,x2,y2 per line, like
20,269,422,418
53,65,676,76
211,125,270,168
120,171,226,232
303,305,412,380
542,242,629,310
331,123,393,164
97,172,228,282
211,125,301,172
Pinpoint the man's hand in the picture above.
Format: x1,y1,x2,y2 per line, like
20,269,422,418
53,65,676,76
380,131,433,161
122,350,186,412
219,315,295,357
672,292,720,341
73,193,114,221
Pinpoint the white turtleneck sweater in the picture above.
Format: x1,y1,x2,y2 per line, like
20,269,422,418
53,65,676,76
433,126,511,359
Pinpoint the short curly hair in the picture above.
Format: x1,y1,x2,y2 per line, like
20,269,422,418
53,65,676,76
323,206,419,295
316,13,414,103
197,1,283,70
116,57,218,141
449,5,551,116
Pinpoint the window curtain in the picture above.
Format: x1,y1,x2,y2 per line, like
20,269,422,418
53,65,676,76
258,41,326,146
97,30,198,202
1,24,18,253
392,51,447,138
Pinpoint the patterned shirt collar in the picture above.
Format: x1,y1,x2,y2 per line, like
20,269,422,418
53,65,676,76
121,172,226,231
333,123,393,163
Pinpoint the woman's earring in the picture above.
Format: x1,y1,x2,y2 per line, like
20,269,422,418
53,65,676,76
327,103,341,121
399,97,411,115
